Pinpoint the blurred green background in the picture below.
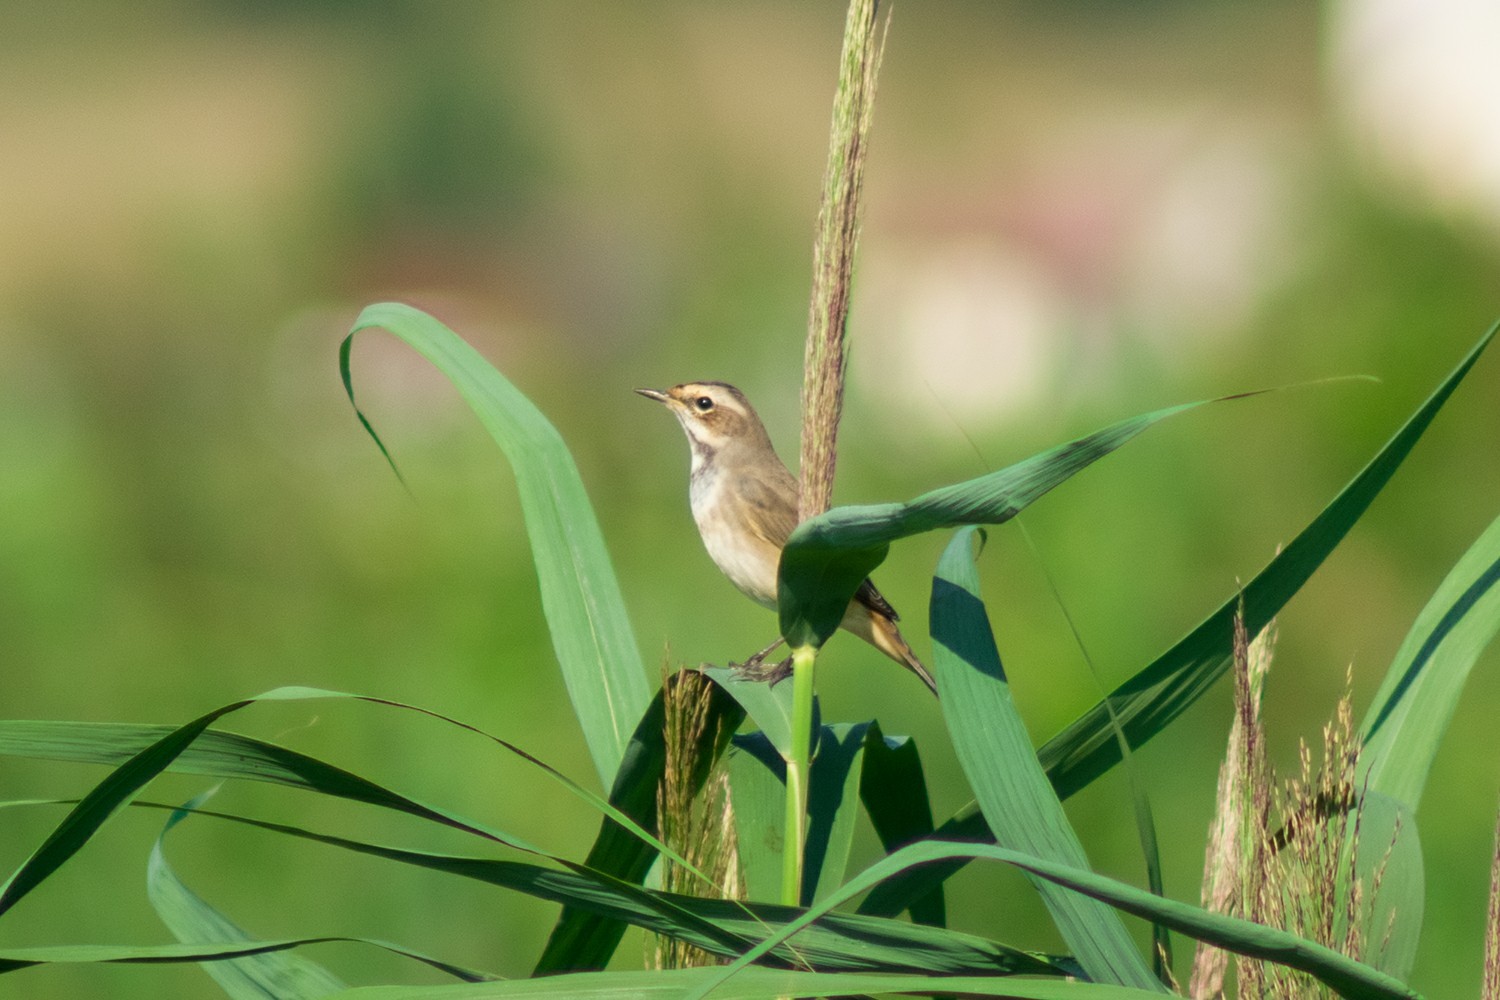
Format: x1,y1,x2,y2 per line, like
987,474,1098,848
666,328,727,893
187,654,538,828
3,1,1498,996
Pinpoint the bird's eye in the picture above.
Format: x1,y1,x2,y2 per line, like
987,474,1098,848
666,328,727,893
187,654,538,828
694,396,714,412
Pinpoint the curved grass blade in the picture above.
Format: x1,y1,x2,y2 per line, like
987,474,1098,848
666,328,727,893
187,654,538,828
330,967,1171,999
148,790,349,998
693,840,1421,1000
859,319,1498,919
1353,510,1500,978
535,670,744,974
1362,509,1500,807
0,687,687,924
343,302,649,789
1356,792,1424,979
0,939,493,983
857,724,943,927
777,392,1264,649
0,693,267,920
1042,320,1496,799
932,527,1160,991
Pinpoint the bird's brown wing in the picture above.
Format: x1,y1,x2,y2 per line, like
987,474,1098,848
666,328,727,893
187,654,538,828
853,578,899,622
739,461,899,622
739,462,801,549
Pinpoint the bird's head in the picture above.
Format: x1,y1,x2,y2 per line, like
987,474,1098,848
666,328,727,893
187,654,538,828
635,381,774,462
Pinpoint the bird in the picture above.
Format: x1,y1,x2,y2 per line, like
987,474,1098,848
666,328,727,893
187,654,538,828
636,380,937,695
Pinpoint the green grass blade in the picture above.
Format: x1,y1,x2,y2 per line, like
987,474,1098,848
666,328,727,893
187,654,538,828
343,302,650,789
49,798,1067,979
0,940,494,983
1351,509,1500,979
932,527,1161,991
0,697,253,919
534,671,744,974
857,725,943,926
1362,509,1500,807
329,967,1175,999
858,320,1498,920
33,797,1063,981
0,687,636,923
1041,320,1496,800
1358,793,1425,979
693,840,1421,1000
777,393,1259,649
0,690,677,864
147,792,349,998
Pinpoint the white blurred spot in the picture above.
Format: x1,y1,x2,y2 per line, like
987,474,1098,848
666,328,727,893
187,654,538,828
1329,0,1500,229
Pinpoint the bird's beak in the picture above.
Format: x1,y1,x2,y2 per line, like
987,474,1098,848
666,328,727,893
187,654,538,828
634,387,670,404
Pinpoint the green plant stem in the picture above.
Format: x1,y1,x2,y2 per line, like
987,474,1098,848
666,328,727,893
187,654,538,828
781,645,819,907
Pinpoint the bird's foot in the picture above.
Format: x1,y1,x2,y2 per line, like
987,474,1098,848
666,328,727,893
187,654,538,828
730,654,794,688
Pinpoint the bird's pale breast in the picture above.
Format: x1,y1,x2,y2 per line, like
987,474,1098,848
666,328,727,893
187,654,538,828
690,464,780,608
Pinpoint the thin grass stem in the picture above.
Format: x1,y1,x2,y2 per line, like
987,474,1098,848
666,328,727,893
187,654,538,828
780,645,819,907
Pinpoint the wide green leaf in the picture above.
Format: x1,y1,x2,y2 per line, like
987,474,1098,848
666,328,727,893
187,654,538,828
343,302,650,789
804,724,866,904
932,527,1161,991
727,723,868,906
856,724,943,927
1355,792,1424,979
859,320,1498,919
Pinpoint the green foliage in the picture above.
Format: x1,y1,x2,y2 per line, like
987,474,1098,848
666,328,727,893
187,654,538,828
1,306,1497,999
858,320,1499,921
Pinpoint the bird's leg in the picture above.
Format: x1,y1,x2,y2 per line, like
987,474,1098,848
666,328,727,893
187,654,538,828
731,637,793,686
738,636,784,669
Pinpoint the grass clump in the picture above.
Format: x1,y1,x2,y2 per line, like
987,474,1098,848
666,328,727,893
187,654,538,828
1193,612,1399,999
648,668,743,970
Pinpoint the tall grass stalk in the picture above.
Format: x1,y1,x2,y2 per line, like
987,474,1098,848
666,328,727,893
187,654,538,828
1198,611,1396,999
798,0,884,523
783,0,886,911
1190,612,1275,998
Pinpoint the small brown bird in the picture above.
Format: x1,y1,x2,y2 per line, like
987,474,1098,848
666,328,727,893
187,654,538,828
636,381,936,694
